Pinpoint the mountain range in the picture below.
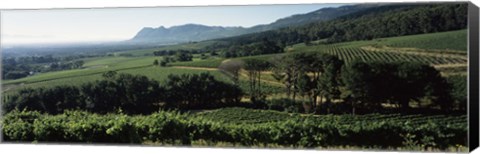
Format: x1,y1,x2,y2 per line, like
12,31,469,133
130,4,383,44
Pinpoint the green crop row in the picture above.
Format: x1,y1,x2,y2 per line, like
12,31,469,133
2,108,467,150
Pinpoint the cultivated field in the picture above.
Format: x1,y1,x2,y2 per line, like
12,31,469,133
1,29,468,151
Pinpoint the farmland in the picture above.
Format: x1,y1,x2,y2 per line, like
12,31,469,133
196,107,467,127
1,28,468,153
1,3,472,152
2,29,468,99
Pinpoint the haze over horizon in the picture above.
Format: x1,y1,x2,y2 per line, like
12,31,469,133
1,4,343,46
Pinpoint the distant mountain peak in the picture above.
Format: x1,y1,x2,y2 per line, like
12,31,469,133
131,24,248,44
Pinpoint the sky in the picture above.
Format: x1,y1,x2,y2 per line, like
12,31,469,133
1,4,343,45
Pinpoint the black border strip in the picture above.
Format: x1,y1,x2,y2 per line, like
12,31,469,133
469,1,479,152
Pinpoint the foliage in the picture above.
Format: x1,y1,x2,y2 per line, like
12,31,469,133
269,52,344,113
3,73,163,114
205,3,467,54
2,55,85,80
264,98,304,113
243,58,272,103
341,61,453,113
3,72,247,114
446,75,467,111
175,52,193,62
163,73,243,109
170,59,225,68
218,59,244,85
221,37,283,58
2,108,467,150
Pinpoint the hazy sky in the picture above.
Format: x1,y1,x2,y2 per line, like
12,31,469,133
1,4,343,45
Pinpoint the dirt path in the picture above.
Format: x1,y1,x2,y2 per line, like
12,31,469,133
433,63,468,68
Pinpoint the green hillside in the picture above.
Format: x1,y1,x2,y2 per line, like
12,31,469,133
291,29,467,52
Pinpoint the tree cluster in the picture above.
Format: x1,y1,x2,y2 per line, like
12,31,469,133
220,38,284,58
3,72,163,114
156,52,194,66
164,73,243,109
2,55,85,80
3,72,243,114
446,75,467,111
341,61,454,114
241,52,463,114
270,52,343,113
243,59,272,103
153,49,205,57
205,3,467,54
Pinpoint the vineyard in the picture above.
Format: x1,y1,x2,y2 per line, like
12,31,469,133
172,46,467,69
196,107,467,126
315,47,466,65
2,108,467,151
380,29,467,52
166,30,467,69
0,3,470,152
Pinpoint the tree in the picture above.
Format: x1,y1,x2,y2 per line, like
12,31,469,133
271,52,343,113
3,73,165,115
218,59,243,85
4,71,29,80
316,55,343,113
447,75,467,111
341,61,388,114
243,59,271,103
163,56,176,63
270,54,302,102
112,73,163,114
341,61,454,113
153,59,159,66
102,71,118,79
164,73,243,109
73,60,84,68
175,52,193,62
160,60,167,67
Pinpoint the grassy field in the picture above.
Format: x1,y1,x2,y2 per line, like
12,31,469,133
3,56,158,85
2,55,283,95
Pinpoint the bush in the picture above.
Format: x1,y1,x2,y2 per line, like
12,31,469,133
265,98,304,113
4,71,30,79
